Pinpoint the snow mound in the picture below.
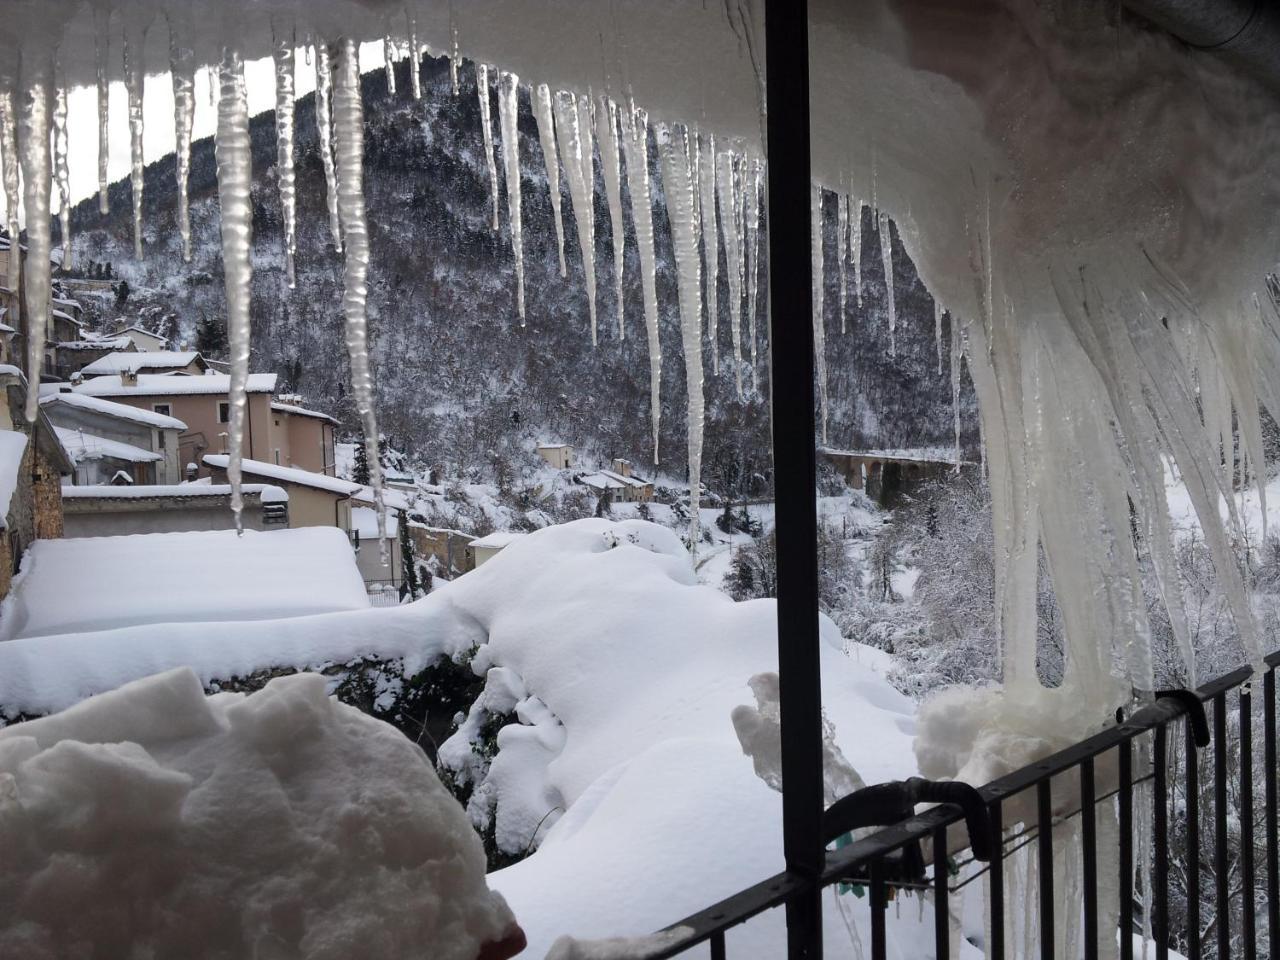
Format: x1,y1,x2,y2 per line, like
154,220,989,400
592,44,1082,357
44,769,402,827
0,667,517,959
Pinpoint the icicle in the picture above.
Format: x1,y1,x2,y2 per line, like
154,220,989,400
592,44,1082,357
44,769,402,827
697,133,720,374
53,83,71,271
951,315,964,462
554,90,597,344
123,23,147,260
207,66,216,108
497,71,524,323
0,83,18,299
476,65,499,232
273,28,298,288
878,210,896,356
304,40,312,67
334,38,388,559
597,96,626,339
718,152,746,399
383,35,397,96
934,301,944,375
169,14,196,262
812,184,829,444
851,197,864,306
620,103,662,463
407,13,421,101
534,85,566,278
657,124,704,550
214,48,254,530
837,189,849,335
449,18,460,95
745,159,761,390
315,40,342,251
17,58,52,422
94,5,111,215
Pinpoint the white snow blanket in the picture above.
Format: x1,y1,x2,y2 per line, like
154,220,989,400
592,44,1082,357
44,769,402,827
0,668,516,959
0,527,369,642
0,519,935,957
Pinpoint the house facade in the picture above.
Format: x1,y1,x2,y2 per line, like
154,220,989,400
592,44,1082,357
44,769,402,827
537,444,574,469
61,483,289,538
203,454,357,529
79,350,207,378
41,392,185,484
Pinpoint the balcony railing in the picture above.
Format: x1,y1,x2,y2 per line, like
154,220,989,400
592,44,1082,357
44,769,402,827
647,651,1279,960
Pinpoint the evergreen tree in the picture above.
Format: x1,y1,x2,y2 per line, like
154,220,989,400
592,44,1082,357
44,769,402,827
114,279,130,307
352,438,371,485
398,510,421,600
195,312,228,358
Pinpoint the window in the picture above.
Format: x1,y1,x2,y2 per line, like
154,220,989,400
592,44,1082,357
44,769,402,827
217,401,230,424
274,449,281,465
157,430,166,449
153,403,171,417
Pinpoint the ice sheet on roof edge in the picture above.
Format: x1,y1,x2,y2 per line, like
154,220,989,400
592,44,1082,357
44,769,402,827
4,0,1280,732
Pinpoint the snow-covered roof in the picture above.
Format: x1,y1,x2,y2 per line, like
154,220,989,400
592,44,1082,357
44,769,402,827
351,505,399,539
202,454,363,497
537,443,572,450
351,484,412,513
49,308,82,327
0,429,27,525
111,324,169,344
41,392,187,430
61,483,288,504
818,446,966,465
0,527,369,642
50,296,82,312
55,337,133,351
598,468,649,488
55,427,161,465
470,531,525,550
270,401,339,425
72,372,277,398
578,472,624,492
80,351,202,376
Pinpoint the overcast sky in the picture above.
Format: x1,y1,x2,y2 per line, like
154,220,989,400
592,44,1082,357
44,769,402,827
2,41,385,222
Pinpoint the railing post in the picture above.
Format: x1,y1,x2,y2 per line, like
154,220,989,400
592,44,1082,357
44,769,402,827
764,1,824,958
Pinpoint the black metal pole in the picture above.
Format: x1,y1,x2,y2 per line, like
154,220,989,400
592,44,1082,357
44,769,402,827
764,2,824,957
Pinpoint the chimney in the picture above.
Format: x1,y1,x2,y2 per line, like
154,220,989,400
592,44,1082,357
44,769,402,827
120,369,138,387
611,458,632,478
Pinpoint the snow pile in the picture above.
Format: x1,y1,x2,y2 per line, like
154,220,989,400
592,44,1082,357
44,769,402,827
0,528,368,641
0,667,517,959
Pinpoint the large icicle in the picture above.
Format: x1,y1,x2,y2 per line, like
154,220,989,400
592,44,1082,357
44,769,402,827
124,22,148,260
597,96,626,339
449,18,460,95
53,83,71,271
0,82,18,299
168,14,196,262
851,197,863,306
620,103,662,463
657,124,705,549
314,40,342,251
951,313,964,462
554,90,598,344
934,301,944,374
533,84,566,278
837,189,849,335
214,48,254,529
497,71,524,323
383,35,397,97
94,5,110,215
878,209,896,356
273,28,298,288
407,14,421,101
476,64,499,232
812,184,829,444
334,38,388,556
744,159,761,389
717,152,745,399
17,58,52,421
697,132,719,374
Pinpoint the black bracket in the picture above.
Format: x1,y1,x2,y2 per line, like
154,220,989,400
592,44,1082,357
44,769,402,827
1154,688,1210,748
822,777,995,885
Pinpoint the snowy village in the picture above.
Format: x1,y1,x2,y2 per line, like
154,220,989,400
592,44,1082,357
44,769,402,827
0,1,1279,959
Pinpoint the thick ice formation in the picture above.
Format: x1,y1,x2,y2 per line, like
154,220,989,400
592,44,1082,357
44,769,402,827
167,13,196,262
533,83,566,277
0,668,518,958
596,97,626,339
475,63,499,232
837,186,849,334
877,210,896,357
497,70,524,322
94,5,110,214
407,14,421,100
554,90,598,345
849,195,863,307
52,82,71,271
123,21,147,260
0,82,18,299
314,39,342,251
383,33,397,96
697,132,719,372
17,58,52,423
717,151,746,399
333,39,387,555
933,300,943,374
811,184,828,445
744,159,761,388
213,50,253,528
657,124,704,547
273,29,298,288
620,103,663,462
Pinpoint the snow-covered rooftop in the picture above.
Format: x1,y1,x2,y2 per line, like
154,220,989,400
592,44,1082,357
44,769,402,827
270,401,339,425
0,430,27,525
111,325,169,344
351,505,399,539
71,373,277,398
470,530,526,550
55,336,134,351
79,351,202,376
61,483,288,504
0,527,369,642
55,427,162,465
351,484,412,513
202,454,363,497
41,392,187,430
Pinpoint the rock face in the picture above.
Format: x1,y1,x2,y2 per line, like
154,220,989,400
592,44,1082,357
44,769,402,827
64,53,975,483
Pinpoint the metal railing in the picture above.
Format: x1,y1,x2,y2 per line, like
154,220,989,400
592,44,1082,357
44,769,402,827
648,651,1280,960
364,579,406,608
